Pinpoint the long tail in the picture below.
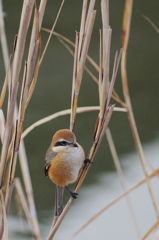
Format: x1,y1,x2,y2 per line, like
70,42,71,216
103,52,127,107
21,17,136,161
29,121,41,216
55,185,63,216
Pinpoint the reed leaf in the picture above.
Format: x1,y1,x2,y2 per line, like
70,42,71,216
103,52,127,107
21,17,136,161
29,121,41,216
0,72,8,109
0,190,8,240
0,82,19,187
0,109,5,144
70,0,96,131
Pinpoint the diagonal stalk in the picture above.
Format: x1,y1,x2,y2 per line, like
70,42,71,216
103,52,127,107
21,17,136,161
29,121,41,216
121,0,159,219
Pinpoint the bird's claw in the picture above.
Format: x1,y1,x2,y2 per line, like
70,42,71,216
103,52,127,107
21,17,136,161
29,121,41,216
84,158,93,164
70,191,79,199
65,186,79,199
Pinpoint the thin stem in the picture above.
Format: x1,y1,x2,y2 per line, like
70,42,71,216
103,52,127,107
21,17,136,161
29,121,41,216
106,128,140,237
22,106,126,139
71,169,159,239
121,0,159,219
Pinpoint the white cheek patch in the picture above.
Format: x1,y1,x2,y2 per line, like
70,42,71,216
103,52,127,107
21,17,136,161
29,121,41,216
53,145,78,153
52,146,66,152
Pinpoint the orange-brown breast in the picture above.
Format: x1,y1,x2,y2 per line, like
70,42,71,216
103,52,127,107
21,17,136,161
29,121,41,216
48,153,75,186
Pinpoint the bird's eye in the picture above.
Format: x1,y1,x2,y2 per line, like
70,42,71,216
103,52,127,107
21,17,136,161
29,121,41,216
55,141,68,147
61,141,67,146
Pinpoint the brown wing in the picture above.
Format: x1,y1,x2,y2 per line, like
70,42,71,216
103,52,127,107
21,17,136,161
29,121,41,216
44,148,57,177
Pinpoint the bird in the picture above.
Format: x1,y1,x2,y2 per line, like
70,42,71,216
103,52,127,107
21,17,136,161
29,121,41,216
44,129,85,216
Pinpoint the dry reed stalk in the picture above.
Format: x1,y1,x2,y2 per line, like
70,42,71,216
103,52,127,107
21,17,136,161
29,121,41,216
0,0,55,238
18,2,66,238
73,0,157,236
0,73,8,110
121,0,159,219
137,15,159,240
1,0,66,238
5,1,67,238
0,109,5,143
56,34,126,108
14,178,31,227
70,0,96,131
42,27,127,109
148,230,159,240
38,0,48,30
42,28,99,72
106,128,140,237
0,2,41,236
57,37,98,84
39,0,65,66
22,106,126,139
11,1,34,85
0,190,8,240
140,221,159,240
75,0,122,197
0,1,42,238
0,81,19,187
71,169,159,238
141,15,159,34
1,0,156,239
27,0,65,107
0,0,9,69
46,1,96,236
0,75,11,159
0,0,34,187
46,1,122,239
14,178,40,236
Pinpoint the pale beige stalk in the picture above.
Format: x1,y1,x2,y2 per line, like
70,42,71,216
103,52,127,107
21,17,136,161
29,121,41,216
46,1,121,238
121,0,159,219
71,169,159,239
70,1,96,131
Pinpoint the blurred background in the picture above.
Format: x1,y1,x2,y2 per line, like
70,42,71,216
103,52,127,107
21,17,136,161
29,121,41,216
1,0,159,239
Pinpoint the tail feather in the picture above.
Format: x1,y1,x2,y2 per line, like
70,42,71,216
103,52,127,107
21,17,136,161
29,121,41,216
55,185,63,216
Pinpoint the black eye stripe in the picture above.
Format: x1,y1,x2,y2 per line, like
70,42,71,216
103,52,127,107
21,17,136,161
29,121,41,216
54,141,68,147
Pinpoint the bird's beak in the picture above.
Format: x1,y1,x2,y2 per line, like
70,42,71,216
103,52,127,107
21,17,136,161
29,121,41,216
70,141,78,147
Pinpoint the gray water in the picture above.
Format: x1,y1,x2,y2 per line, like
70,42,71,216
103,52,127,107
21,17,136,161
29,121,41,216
8,137,159,240
1,1,159,239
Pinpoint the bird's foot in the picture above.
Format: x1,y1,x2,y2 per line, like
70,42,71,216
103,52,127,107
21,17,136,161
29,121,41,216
69,191,79,199
65,186,79,199
84,158,93,164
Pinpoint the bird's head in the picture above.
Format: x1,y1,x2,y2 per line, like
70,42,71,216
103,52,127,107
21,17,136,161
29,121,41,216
51,129,78,153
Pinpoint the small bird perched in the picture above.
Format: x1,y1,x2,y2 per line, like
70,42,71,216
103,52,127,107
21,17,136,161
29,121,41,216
44,129,85,215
